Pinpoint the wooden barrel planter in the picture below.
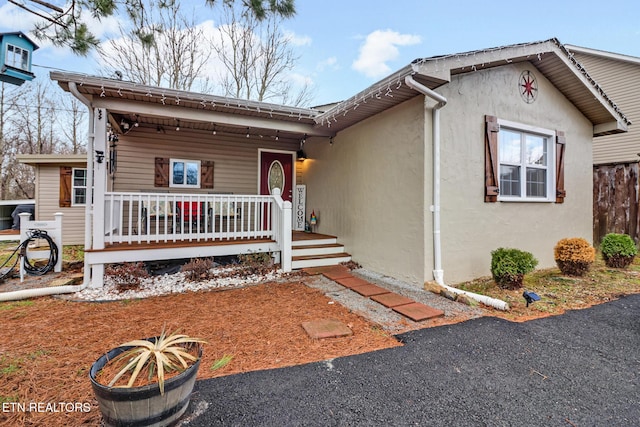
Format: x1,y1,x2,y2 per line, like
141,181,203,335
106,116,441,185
89,339,202,427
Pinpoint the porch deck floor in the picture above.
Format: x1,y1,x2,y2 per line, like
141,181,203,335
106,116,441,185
93,237,275,252
91,232,331,252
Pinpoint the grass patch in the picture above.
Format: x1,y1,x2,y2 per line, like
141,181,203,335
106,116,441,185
0,301,34,311
458,256,640,320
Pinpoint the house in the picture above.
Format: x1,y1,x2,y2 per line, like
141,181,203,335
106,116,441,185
15,154,87,244
0,32,38,86
28,38,628,288
565,45,640,244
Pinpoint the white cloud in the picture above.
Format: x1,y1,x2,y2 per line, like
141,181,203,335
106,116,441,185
316,56,338,72
283,30,311,47
352,29,421,78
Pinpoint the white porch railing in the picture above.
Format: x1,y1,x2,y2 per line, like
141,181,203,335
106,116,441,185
104,191,287,245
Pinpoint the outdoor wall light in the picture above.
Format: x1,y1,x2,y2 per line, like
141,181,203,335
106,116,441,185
297,149,307,161
95,150,105,164
523,290,541,307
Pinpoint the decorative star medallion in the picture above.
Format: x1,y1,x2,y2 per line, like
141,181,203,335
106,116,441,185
519,70,538,104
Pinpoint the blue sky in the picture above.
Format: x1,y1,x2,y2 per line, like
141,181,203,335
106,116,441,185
1,0,639,106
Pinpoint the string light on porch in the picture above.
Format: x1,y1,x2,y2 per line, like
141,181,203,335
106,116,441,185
175,119,180,131
246,127,250,138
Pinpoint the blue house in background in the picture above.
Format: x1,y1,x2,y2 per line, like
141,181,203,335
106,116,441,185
0,32,38,86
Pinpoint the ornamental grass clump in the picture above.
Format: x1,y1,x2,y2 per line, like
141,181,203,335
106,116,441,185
600,233,638,269
554,237,595,276
490,248,538,289
101,328,206,395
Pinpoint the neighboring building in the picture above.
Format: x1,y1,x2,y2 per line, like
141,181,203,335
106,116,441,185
566,45,640,243
16,154,87,245
25,38,628,287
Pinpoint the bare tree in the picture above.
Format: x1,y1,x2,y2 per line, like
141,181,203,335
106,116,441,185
99,1,215,92
0,80,67,199
12,0,295,56
214,2,313,106
57,96,87,154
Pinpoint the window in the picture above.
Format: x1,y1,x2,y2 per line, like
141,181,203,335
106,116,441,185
72,168,88,205
170,159,201,188
485,115,565,203
6,44,29,71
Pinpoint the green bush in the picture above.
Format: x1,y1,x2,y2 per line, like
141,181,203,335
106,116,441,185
490,248,539,289
600,233,638,268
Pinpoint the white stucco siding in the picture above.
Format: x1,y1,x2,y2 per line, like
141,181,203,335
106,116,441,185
304,97,427,285
438,62,594,284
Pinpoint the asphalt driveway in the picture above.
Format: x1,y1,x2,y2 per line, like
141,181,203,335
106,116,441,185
185,294,640,426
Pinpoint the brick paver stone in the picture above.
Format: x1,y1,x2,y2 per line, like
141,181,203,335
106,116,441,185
350,284,390,297
301,319,353,339
322,266,353,280
335,276,371,289
370,292,415,308
392,302,445,322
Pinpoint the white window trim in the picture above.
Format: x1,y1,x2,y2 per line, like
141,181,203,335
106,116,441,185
71,168,88,206
169,158,201,189
5,44,29,71
497,119,556,203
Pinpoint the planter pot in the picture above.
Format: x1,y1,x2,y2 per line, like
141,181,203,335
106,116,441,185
89,339,202,427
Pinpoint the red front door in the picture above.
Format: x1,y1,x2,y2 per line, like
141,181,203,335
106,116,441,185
259,151,294,202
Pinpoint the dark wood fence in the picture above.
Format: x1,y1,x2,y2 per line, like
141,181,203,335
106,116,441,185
593,162,640,245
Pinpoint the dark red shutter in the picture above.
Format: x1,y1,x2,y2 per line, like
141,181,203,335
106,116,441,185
201,161,214,189
555,131,566,203
154,157,169,187
59,166,72,207
485,115,500,202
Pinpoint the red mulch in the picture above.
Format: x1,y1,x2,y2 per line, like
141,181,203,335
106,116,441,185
0,281,402,426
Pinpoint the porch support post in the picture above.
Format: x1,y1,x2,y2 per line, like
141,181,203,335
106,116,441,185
90,107,108,287
281,200,292,272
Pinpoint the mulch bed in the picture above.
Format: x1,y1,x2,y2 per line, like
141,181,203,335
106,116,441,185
0,281,401,426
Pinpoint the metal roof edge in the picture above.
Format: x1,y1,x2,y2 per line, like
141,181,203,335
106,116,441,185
566,44,640,66
49,71,322,119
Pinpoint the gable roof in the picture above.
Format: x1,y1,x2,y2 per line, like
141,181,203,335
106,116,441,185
317,38,629,136
0,31,39,50
565,44,640,66
51,38,629,140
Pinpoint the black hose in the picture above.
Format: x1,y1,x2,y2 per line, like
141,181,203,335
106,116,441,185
22,229,59,276
0,229,59,281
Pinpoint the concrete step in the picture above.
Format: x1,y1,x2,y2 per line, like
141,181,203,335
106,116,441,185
291,236,337,247
292,243,346,257
292,252,352,269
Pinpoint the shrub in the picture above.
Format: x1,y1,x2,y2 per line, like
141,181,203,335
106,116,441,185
490,248,538,289
600,233,638,268
105,262,150,291
554,237,595,276
182,257,214,282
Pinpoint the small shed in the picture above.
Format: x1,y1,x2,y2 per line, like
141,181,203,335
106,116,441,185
0,32,38,86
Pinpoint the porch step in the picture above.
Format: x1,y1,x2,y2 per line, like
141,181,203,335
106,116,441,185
291,232,351,269
292,252,352,269
292,243,345,257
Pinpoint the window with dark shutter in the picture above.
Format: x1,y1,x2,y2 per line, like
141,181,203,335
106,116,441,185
555,131,566,203
59,166,72,207
484,115,500,202
155,157,169,187
201,160,214,189
485,116,565,203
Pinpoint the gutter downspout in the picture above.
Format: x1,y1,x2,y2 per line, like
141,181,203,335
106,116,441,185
404,75,509,311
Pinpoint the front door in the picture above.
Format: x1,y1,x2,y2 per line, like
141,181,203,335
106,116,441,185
259,150,294,202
